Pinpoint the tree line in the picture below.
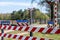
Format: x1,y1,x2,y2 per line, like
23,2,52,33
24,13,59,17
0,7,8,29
11,8,49,20
0,8,49,20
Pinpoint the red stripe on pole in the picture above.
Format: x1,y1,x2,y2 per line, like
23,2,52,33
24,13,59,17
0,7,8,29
54,12,57,14
54,20,57,23
40,38,45,40
24,27,29,31
46,28,53,34
8,34,12,38
38,28,44,32
32,37,36,40
4,34,7,37
18,27,23,31
54,16,57,18
3,25,6,29
55,29,60,34
54,8,57,10
13,26,17,30
31,27,36,32
24,36,30,40
13,35,17,38
8,26,12,30
19,36,23,39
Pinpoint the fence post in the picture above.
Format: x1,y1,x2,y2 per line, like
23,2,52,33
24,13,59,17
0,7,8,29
1,29,4,40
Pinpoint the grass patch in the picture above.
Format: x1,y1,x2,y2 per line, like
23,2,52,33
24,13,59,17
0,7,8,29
4,31,60,40
25,32,60,40
7,30,20,34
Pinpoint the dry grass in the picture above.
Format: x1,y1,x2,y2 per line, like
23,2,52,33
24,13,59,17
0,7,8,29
3,31,60,40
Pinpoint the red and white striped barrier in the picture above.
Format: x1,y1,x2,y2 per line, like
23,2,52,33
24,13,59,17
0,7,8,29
54,0,58,27
17,23,29,27
0,33,53,40
0,25,60,34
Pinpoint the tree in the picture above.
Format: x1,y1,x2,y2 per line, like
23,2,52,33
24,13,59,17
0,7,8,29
17,9,23,19
23,9,30,19
11,11,16,20
31,0,50,13
34,9,41,19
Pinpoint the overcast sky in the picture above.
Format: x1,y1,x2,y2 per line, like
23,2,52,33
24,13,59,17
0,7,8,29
0,0,49,13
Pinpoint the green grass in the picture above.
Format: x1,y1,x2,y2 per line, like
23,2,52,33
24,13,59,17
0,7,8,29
7,30,20,34
4,31,60,40
34,33,60,40
25,32,60,40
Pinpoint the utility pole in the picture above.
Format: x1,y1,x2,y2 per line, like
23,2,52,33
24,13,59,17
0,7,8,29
28,8,33,37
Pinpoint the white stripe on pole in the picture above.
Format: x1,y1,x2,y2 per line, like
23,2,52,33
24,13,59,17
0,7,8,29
6,34,9,38
21,36,26,40
29,37,33,40
1,33,4,37
6,26,9,30
34,27,40,32
50,28,57,33
11,26,14,30
16,27,20,30
42,27,48,33
1,25,4,29
11,34,14,38
21,26,26,31
16,35,20,39
28,26,33,32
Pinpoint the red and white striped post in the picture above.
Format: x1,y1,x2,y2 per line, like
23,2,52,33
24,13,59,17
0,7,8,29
54,0,58,27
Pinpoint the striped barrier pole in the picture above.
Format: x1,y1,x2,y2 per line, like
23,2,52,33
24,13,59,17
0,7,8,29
0,25,60,34
0,33,53,40
17,23,29,27
54,0,58,27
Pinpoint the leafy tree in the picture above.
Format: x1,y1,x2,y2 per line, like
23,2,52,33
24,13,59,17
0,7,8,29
34,9,41,19
17,9,23,19
31,0,51,13
11,11,16,20
23,9,30,19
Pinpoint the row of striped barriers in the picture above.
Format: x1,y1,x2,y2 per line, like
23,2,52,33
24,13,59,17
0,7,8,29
0,24,60,40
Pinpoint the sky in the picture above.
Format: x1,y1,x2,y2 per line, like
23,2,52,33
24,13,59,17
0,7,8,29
0,0,49,13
